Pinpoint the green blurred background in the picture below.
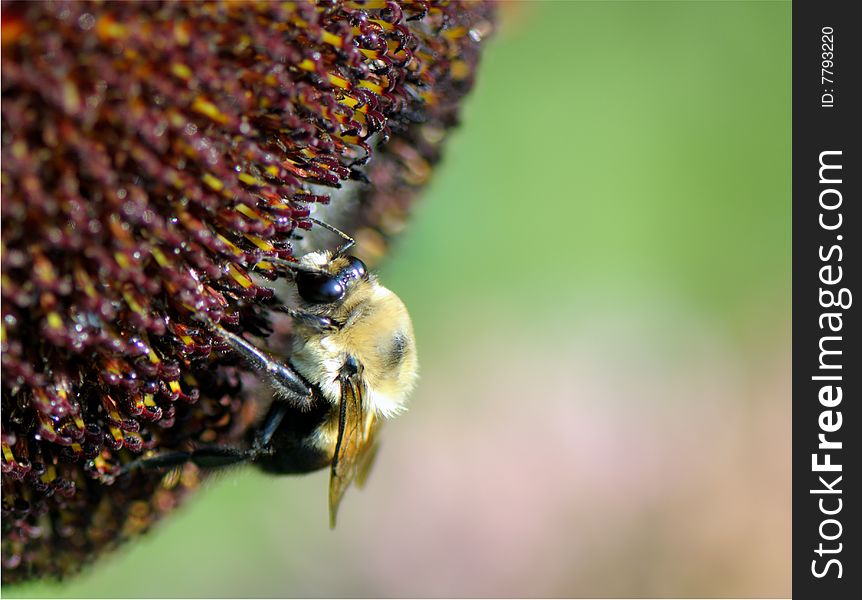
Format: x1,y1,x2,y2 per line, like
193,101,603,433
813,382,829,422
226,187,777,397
10,1,790,597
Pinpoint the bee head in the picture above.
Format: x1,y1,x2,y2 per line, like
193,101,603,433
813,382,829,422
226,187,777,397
295,254,368,304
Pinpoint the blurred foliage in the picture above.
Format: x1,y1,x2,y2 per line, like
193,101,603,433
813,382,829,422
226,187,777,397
389,1,790,333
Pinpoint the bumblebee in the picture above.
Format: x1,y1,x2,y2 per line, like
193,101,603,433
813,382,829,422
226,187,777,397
120,221,418,526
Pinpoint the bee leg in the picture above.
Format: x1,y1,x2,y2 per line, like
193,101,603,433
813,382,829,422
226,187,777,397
252,402,287,450
118,450,192,476
284,308,337,333
183,445,269,469
207,322,313,409
118,445,270,478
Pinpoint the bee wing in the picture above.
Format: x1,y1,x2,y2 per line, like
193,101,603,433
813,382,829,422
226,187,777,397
328,373,380,528
353,429,381,489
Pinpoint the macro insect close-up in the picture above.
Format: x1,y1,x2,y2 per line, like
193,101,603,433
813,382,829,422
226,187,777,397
3,1,794,598
116,220,418,528
1,0,491,587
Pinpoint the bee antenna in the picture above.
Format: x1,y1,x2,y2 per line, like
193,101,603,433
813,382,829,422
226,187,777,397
307,217,355,255
254,257,327,276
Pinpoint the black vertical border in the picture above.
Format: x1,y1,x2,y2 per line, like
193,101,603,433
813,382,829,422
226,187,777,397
792,2,859,599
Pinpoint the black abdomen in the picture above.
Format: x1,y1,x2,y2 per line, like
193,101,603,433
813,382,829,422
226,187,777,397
255,401,334,474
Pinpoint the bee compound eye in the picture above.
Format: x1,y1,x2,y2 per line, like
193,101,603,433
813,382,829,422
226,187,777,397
343,255,367,280
296,272,345,304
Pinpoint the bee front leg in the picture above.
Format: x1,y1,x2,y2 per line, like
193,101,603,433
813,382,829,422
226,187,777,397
207,322,313,409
